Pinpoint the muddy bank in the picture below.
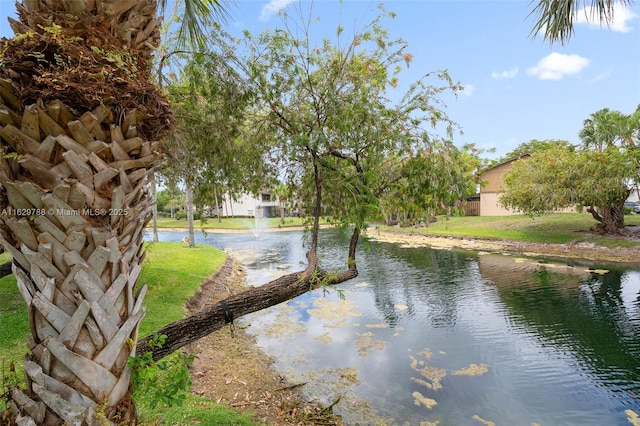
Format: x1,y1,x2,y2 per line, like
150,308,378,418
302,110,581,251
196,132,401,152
368,226,639,265
184,257,343,426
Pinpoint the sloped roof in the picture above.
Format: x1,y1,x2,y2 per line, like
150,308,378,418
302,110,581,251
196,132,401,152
481,153,531,173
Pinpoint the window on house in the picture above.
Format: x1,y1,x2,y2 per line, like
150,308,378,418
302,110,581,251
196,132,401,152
261,193,271,202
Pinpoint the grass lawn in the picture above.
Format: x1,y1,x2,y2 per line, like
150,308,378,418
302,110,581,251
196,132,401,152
0,243,260,425
154,212,640,250
381,213,640,248
138,242,226,335
0,251,28,398
153,216,311,230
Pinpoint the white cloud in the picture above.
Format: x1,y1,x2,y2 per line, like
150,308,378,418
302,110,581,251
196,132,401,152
526,52,590,80
575,3,638,32
491,67,519,80
461,84,475,96
259,0,296,22
589,70,612,83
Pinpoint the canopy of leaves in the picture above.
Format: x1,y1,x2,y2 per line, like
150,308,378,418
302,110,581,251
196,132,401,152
579,106,640,195
380,141,482,224
496,139,575,165
160,27,276,207
501,105,640,221
580,107,637,151
240,4,474,229
500,147,633,216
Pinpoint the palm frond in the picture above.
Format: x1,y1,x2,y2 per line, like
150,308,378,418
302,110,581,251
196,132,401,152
528,0,634,44
160,0,233,48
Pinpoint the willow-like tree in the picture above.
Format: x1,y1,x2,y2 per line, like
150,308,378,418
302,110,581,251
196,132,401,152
379,141,483,226
132,4,463,364
160,40,264,247
240,4,464,261
0,0,227,424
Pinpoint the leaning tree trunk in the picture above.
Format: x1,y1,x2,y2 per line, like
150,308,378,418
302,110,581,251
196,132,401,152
137,225,361,362
587,204,625,233
0,1,171,424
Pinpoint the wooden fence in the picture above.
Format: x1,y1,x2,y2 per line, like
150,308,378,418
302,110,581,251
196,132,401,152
462,200,480,216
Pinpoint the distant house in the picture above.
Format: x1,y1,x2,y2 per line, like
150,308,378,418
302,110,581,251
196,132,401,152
475,154,586,216
477,154,530,216
218,191,279,218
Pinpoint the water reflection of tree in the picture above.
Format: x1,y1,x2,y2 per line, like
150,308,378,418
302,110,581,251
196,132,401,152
480,256,640,396
361,240,476,328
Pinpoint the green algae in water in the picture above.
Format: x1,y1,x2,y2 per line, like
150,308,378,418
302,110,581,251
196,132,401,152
315,332,332,345
304,366,391,425
284,366,361,392
472,414,495,426
417,349,433,360
292,349,309,363
355,332,386,357
627,409,640,426
410,366,446,391
366,323,389,329
308,297,362,328
262,303,306,338
410,353,446,391
451,363,489,376
412,391,437,409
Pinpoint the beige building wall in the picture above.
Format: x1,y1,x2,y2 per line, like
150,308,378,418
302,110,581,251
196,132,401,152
480,192,518,216
479,155,583,216
480,162,511,193
479,158,526,216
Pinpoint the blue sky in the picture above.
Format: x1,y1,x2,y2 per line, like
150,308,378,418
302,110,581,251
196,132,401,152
227,0,640,160
0,1,637,160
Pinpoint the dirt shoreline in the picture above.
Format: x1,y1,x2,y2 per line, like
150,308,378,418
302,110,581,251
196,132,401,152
185,258,343,426
368,226,639,265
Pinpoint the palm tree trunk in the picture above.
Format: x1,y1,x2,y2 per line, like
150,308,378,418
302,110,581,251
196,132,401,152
3,99,156,425
0,1,171,424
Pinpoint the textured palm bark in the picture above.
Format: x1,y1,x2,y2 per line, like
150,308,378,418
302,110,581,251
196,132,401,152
1,99,158,426
0,1,165,424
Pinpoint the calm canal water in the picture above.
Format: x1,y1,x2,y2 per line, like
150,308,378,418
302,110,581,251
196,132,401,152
152,229,640,425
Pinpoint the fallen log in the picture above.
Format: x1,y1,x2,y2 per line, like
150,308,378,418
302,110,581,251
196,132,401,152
136,253,357,362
